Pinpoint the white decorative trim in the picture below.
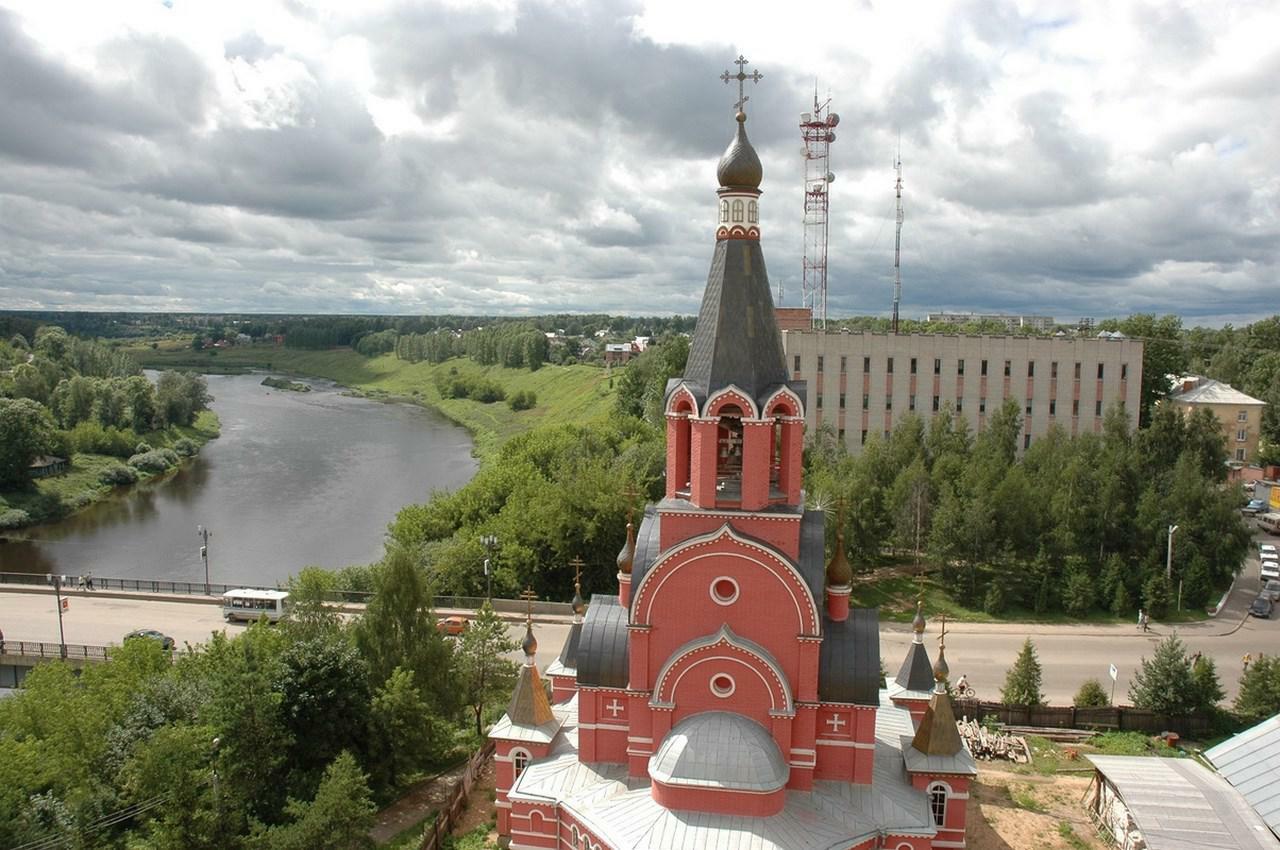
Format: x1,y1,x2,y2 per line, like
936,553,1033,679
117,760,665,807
710,673,736,698
577,722,629,732
815,738,876,749
762,385,804,418
703,384,760,419
709,575,740,605
649,624,795,713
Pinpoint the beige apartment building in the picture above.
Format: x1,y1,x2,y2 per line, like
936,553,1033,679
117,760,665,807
1168,378,1267,463
781,331,1145,452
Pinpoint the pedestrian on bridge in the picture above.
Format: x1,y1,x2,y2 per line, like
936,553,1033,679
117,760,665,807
85,572,95,591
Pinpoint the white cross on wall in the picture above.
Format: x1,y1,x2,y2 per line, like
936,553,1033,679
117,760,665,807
606,698,625,718
825,714,847,733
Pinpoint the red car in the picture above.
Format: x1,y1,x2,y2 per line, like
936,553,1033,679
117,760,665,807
436,615,469,636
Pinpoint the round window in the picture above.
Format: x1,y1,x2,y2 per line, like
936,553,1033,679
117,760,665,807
710,577,739,605
710,674,736,698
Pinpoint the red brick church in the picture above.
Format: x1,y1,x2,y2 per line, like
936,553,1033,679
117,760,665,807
491,63,976,850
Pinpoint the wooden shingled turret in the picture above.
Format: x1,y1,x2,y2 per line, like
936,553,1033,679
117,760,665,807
910,615,963,756
506,588,554,728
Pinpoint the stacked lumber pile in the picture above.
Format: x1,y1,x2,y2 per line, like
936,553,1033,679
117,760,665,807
957,718,1031,763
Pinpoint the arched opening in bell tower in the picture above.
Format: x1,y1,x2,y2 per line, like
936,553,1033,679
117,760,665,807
715,403,744,500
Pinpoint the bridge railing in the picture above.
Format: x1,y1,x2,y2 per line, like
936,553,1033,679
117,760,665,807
0,640,111,660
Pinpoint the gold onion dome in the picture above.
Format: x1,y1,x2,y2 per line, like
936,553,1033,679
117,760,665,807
716,112,763,190
912,600,926,634
617,519,636,576
571,584,586,616
825,528,852,587
933,646,949,684
522,623,538,657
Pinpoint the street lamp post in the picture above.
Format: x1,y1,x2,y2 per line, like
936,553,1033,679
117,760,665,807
197,525,212,595
480,534,498,600
47,574,67,659
1166,524,1179,582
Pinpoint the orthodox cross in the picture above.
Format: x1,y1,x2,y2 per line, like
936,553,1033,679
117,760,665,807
621,482,641,523
605,698,625,718
520,587,538,626
570,556,584,594
937,614,948,651
721,54,762,113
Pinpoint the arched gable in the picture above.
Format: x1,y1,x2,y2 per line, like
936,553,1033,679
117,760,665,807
651,625,793,715
703,385,759,419
763,386,803,418
632,524,820,635
666,383,698,416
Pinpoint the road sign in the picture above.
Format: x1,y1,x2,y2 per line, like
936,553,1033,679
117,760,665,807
60,598,70,612
1109,663,1118,682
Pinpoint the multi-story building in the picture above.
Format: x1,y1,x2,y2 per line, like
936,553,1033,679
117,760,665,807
1168,377,1267,463
925,312,1056,333
782,331,1144,453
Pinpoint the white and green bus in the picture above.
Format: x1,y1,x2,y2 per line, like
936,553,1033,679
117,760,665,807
221,589,290,623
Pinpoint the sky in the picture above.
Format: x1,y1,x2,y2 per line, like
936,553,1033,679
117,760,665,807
0,0,1277,325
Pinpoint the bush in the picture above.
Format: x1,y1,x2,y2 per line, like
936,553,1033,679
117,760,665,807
128,448,179,473
68,421,139,458
134,441,153,454
172,438,198,457
99,465,138,486
0,508,31,530
1073,678,1110,707
507,390,537,411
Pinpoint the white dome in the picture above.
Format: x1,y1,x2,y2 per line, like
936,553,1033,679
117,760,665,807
649,711,788,792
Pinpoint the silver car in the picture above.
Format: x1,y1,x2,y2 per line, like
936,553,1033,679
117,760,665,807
1264,580,1280,603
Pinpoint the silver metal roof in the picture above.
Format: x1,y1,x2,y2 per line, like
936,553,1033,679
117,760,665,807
1206,714,1280,838
900,735,977,776
1087,755,1280,850
649,711,788,792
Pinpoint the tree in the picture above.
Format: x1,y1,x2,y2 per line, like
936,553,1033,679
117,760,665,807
1073,679,1109,707
1001,639,1045,706
1189,656,1224,712
248,752,375,850
1235,654,1280,721
454,601,519,736
0,398,58,486
1129,635,1199,715
367,667,442,789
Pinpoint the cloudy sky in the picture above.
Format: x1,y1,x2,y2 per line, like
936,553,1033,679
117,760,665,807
0,0,1276,324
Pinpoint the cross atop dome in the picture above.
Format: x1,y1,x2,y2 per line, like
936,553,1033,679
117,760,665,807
720,54,762,115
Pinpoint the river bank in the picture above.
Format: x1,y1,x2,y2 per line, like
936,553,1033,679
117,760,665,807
0,410,221,529
128,344,618,459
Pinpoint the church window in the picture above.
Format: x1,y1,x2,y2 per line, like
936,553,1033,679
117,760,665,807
710,576,740,605
720,200,729,223
929,782,949,826
710,674,736,698
732,200,744,222
748,200,758,223
512,749,530,780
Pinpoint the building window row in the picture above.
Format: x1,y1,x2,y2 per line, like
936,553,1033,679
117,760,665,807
812,390,1112,421
801,355,1131,385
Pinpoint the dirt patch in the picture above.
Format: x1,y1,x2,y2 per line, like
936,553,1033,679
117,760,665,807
968,766,1107,850
450,758,497,838
369,760,472,844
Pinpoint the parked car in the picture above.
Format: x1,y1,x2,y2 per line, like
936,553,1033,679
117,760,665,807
1263,580,1280,603
436,615,469,637
1250,595,1274,618
1261,543,1278,558
1262,560,1280,582
124,629,175,650
1243,499,1267,515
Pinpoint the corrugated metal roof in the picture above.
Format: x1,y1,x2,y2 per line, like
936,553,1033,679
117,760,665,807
576,594,629,688
1206,714,1280,837
649,712,788,792
1087,755,1280,850
1172,379,1266,406
818,608,880,705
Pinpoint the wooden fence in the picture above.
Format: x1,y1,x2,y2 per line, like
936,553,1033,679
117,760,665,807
418,742,495,850
955,699,1216,739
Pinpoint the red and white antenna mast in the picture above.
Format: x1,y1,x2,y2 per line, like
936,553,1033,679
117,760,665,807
892,142,904,334
800,92,837,329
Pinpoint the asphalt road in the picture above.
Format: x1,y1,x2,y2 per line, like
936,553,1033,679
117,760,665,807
2,537,1277,703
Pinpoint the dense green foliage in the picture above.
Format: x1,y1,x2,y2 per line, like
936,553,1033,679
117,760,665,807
1001,639,1045,706
391,417,666,597
806,396,1250,617
1128,635,1222,715
1234,654,1280,721
0,549,474,849
613,335,691,425
455,602,520,736
1073,679,1110,707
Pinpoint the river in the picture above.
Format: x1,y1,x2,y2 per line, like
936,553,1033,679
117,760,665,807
0,373,477,585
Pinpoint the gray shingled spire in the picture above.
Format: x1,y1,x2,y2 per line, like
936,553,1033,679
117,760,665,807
894,599,935,692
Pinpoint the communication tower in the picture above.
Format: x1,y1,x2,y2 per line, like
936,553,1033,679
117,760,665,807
800,94,838,329
892,147,904,334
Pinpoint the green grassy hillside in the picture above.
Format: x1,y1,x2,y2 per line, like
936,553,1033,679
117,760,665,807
130,343,618,458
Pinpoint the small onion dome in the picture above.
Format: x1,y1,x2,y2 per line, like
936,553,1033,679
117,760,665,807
617,520,636,575
522,623,538,657
912,600,926,635
933,646,949,684
716,112,763,190
571,584,586,616
825,529,852,587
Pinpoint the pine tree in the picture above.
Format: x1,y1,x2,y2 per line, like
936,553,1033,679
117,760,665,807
455,601,519,737
1235,655,1280,720
1189,656,1225,712
248,751,376,850
1129,635,1196,715
1001,639,1045,706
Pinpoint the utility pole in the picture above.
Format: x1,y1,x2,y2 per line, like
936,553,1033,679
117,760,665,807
1166,524,1179,582
47,574,67,659
481,534,498,600
197,525,212,595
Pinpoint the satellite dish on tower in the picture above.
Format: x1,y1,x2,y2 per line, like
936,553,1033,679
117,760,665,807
826,131,836,143
827,172,836,183
827,113,840,127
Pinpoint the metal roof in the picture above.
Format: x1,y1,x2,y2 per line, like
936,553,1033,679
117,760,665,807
894,640,935,693
650,711,788,792
554,620,582,674
576,594,629,689
1087,755,1280,850
1171,379,1266,406
1206,714,1280,838
818,607,881,705
678,238,794,408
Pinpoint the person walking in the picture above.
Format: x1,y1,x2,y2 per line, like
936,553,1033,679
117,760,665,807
85,571,94,591
0,626,5,655
1137,608,1146,630
1243,652,1253,672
